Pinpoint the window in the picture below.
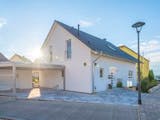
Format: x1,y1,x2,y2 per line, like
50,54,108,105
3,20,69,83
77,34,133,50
128,70,133,78
128,71,133,87
100,68,104,78
66,39,71,59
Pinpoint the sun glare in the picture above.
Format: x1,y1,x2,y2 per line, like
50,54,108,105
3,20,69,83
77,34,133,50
31,48,42,61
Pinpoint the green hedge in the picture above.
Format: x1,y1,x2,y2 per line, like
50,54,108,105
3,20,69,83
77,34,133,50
141,79,148,92
141,78,158,93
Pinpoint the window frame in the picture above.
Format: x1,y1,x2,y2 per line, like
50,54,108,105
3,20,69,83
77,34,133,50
100,68,104,78
66,39,72,59
128,70,133,78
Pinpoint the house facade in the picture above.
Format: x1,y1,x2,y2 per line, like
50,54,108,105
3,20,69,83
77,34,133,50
40,20,137,93
0,21,138,94
119,45,149,79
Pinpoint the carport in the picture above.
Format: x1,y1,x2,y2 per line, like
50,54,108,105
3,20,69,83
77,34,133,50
0,62,65,96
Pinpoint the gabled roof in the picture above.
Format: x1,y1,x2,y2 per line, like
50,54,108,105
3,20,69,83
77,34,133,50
10,54,32,63
55,20,137,63
0,52,9,62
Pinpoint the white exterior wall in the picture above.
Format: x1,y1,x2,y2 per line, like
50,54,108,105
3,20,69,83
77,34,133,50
16,70,32,89
0,69,32,90
42,23,92,93
0,68,63,90
92,54,137,92
33,70,64,89
0,69,13,90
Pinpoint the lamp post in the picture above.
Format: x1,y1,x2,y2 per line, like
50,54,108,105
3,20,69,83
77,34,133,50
132,21,145,105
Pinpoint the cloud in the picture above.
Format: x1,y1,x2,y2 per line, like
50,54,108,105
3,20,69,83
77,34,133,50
131,39,160,62
79,20,93,27
0,18,7,28
78,17,102,28
141,40,160,54
130,39,160,75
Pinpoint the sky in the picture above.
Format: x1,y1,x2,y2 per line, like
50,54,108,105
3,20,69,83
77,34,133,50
0,0,160,75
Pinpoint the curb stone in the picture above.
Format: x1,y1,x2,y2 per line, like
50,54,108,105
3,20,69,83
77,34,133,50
0,116,25,120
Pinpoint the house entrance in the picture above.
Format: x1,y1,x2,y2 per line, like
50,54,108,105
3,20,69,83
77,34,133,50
32,72,40,88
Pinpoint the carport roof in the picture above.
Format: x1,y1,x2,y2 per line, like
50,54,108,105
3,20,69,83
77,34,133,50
0,62,65,70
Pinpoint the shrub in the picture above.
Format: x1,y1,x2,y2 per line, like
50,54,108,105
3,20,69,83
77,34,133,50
116,81,123,88
141,79,148,92
141,78,158,93
148,70,155,81
148,80,158,89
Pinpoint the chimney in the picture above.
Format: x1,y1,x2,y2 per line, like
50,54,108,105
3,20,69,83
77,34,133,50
78,24,80,37
103,38,107,41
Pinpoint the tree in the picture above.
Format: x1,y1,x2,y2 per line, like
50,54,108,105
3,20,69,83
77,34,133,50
148,70,154,81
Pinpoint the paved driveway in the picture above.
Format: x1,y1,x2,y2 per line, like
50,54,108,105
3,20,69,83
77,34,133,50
0,96,139,120
16,88,146,105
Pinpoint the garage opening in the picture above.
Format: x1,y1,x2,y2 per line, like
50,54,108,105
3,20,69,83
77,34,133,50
0,62,65,97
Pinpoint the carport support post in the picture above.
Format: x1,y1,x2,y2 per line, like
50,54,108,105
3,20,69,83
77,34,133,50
63,69,66,90
12,64,16,96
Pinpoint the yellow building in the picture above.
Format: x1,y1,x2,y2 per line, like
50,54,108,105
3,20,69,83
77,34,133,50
119,45,149,79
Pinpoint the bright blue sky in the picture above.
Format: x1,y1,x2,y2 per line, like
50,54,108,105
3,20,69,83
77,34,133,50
0,0,160,75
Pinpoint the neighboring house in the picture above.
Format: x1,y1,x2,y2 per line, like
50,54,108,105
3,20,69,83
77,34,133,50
119,45,149,79
10,54,32,63
0,52,9,62
40,20,137,93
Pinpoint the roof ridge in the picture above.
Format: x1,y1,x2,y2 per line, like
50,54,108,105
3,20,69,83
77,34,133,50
55,20,105,41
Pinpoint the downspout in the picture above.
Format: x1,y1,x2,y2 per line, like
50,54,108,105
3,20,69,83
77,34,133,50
92,51,103,93
63,67,66,90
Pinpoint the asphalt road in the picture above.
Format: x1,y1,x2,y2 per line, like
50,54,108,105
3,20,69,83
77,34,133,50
1,88,160,120
0,97,139,120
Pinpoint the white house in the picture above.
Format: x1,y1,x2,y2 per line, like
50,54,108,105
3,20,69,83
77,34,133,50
0,20,137,94
39,20,137,93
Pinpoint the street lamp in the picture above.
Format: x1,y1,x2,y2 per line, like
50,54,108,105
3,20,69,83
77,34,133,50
132,21,145,105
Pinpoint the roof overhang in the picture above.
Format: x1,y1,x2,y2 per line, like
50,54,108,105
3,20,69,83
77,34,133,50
91,50,137,64
0,62,65,70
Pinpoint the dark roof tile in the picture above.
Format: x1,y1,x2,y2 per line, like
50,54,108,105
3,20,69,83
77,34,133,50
56,20,137,63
